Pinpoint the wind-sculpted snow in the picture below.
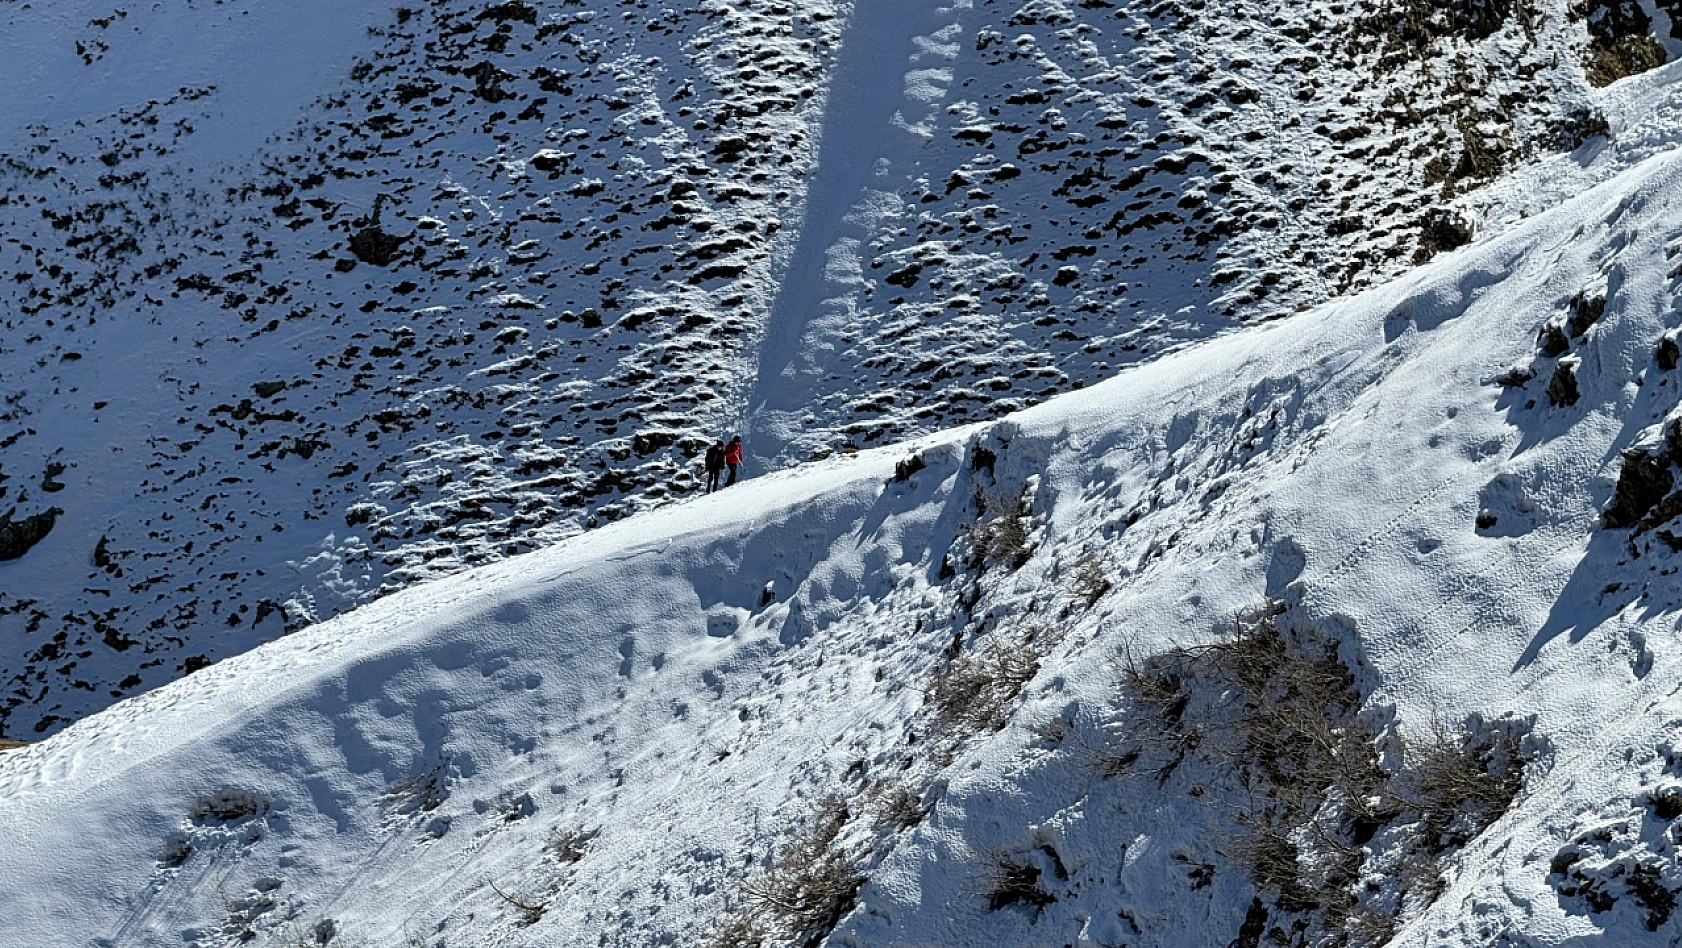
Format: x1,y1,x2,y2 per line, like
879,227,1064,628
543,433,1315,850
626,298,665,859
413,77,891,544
9,147,1682,946
0,0,1672,736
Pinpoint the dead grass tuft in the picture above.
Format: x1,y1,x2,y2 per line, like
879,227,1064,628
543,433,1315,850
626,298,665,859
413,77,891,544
926,627,1052,735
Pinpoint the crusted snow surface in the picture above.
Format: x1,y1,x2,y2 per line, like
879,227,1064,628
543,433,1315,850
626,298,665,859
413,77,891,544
9,142,1682,946
0,0,1671,736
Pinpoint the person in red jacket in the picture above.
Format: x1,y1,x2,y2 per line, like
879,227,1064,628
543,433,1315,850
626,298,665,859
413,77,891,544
724,435,743,486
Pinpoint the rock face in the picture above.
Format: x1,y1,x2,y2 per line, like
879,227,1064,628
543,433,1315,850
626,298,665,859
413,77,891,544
0,509,62,562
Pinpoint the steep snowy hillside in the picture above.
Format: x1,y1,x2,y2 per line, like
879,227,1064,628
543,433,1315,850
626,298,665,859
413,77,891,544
1,0,1675,736
9,144,1682,947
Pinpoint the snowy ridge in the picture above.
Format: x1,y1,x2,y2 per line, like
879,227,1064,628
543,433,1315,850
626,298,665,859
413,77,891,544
9,145,1682,946
1,0,1673,736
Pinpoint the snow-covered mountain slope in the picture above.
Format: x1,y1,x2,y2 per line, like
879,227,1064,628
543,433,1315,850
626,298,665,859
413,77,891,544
10,140,1682,947
2,0,1678,737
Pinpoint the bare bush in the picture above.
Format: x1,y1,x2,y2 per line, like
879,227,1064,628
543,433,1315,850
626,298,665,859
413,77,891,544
1070,555,1112,605
971,491,1035,570
545,825,599,864
1231,812,1318,913
270,918,343,947
1403,715,1527,845
986,852,1057,912
1116,644,1189,725
735,798,864,947
382,757,451,816
926,627,1052,735
1025,713,1068,746
1106,601,1526,946
489,878,550,926
703,910,768,948
871,783,929,831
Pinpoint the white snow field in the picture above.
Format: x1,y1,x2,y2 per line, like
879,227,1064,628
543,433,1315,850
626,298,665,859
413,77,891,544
4,0,1677,738
10,133,1682,946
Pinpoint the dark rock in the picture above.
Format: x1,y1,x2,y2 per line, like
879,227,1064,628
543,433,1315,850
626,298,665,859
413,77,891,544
477,1,537,24
632,430,677,457
1547,362,1580,407
893,454,927,482
40,462,65,493
885,262,923,288
1648,789,1682,820
1658,335,1679,370
350,227,408,267
1553,107,1611,149
252,380,287,398
0,508,63,561
1604,449,1674,528
1415,208,1475,264
464,60,516,102
1568,292,1606,337
1232,897,1268,948
1495,365,1534,387
1582,0,1667,89
1538,324,1570,357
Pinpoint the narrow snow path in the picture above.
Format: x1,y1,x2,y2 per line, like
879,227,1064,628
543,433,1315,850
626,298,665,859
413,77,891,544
747,0,960,467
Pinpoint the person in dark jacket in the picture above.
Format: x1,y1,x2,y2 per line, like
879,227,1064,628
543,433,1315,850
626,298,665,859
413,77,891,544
724,435,743,486
704,440,726,493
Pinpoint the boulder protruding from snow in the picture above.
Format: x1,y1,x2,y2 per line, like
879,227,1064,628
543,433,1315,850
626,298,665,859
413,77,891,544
348,194,409,267
0,508,63,562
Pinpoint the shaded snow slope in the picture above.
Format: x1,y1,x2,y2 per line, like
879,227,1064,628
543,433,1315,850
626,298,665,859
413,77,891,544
1,0,1676,736
10,145,1682,946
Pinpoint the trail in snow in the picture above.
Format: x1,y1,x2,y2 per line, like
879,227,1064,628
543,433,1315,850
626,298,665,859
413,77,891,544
747,0,959,468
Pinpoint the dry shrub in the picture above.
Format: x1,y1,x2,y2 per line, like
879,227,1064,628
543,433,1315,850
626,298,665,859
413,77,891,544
1230,812,1319,913
986,852,1057,912
971,491,1035,570
270,918,347,948
926,627,1051,735
546,825,599,864
382,758,451,816
1070,555,1112,605
732,798,864,947
489,878,550,926
1117,645,1189,725
1104,601,1532,945
704,911,768,948
192,789,269,824
871,783,929,832
1403,715,1527,846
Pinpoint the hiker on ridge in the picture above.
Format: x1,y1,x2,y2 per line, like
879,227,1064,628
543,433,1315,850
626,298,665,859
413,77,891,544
724,435,743,487
704,440,726,494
